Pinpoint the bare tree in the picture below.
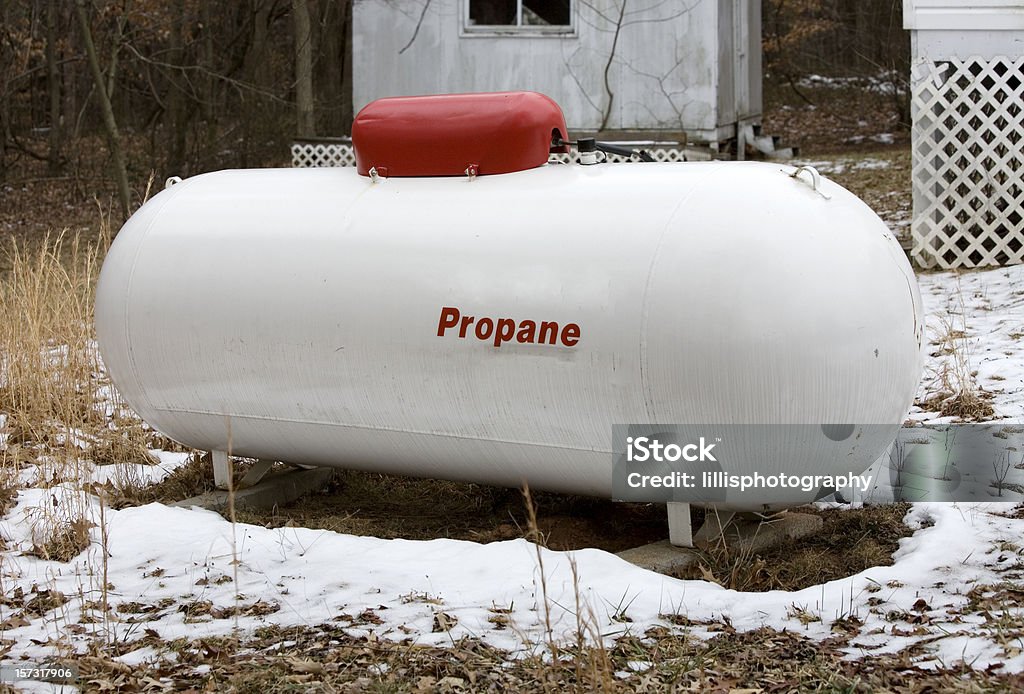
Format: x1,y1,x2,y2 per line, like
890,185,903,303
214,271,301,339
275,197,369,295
0,0,12,178
46,0,62,173
199,0,215,123
166,0,188,173
2,0,354,185
292,0,314,137
317,0,350,135
240,0,274,167
74,0,131,220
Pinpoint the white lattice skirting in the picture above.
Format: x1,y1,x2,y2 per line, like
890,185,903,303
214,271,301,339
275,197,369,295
911,56,1024,269
291,141,700,169
291,141,358,168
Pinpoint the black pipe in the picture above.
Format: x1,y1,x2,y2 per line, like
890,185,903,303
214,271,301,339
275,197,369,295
554,137,655,162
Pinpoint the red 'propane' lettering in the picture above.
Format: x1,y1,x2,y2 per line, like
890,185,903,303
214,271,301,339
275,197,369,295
437,306,580,348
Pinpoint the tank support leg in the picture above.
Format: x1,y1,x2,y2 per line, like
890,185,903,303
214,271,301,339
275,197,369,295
693,509,737,547
239,459,275,488
667,502,693,548
212,450,231,490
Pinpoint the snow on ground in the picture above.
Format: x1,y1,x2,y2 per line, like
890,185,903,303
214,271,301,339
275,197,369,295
797,73,905,97
799,157,893,176
1,264,1023,679
85,450,192,488
913,264,1024,423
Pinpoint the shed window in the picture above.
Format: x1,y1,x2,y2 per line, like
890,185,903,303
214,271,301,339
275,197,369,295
465,0,573,34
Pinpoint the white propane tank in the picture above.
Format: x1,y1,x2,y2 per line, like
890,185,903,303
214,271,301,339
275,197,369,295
95,161,923,510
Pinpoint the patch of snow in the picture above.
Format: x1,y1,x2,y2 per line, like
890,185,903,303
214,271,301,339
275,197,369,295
0,488,1023,673
912,264,1024,423
797,73,906,97
797,158,892,176
115,646,162,666
87,450,192,488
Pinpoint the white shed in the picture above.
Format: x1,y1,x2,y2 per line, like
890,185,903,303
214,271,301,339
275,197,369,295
352,0,762,146
904,0,1024,268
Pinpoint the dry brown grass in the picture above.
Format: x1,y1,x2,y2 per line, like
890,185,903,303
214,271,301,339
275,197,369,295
0,229,157,470
0,232,102,473
674,503,913,592
64,619,1024,693
104,451,213,508
107,451,266,508
0,228,171,562
25,516,92,563
0,451,20,517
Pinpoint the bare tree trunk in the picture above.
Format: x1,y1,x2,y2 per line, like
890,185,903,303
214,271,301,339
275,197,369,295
241,0,272,167
292,0,314,137
341,0,353,133
199,0,215,122
46,0,62,173
74,0,131,220
62,2,78,155
0,0,11,179
317,0,338,133
855,1,869,73
316,0,343,134
167,0,187,172
245,0,271,87
105,15,123,108
194,0,218,170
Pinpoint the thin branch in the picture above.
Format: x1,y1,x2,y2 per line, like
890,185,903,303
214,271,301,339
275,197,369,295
0,56,85,96
560,45,602,116
599,0,628,131
399,0,432,55
617,52,690,130
120,41,294,106
7,135,49,161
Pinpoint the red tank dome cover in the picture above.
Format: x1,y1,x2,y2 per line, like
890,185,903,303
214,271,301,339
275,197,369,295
352,91,569,177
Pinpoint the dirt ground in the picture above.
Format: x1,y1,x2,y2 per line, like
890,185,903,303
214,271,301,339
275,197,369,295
762,79,909,154
233,469,911,592
237,472,667,551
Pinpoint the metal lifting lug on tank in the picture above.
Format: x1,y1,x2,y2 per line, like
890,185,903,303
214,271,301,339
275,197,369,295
94,91,924,548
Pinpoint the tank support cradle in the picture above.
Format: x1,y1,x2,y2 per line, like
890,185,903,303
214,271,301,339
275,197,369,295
667,502,738,548
212,453,311,490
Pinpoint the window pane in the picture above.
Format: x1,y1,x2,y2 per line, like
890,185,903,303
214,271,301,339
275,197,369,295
468,0,516,25
467,0,571,27
523,0,570,26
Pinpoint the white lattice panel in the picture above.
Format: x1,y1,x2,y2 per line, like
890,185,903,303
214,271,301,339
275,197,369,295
910,56,1024,269
291,142,701,169
291,141,357,168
